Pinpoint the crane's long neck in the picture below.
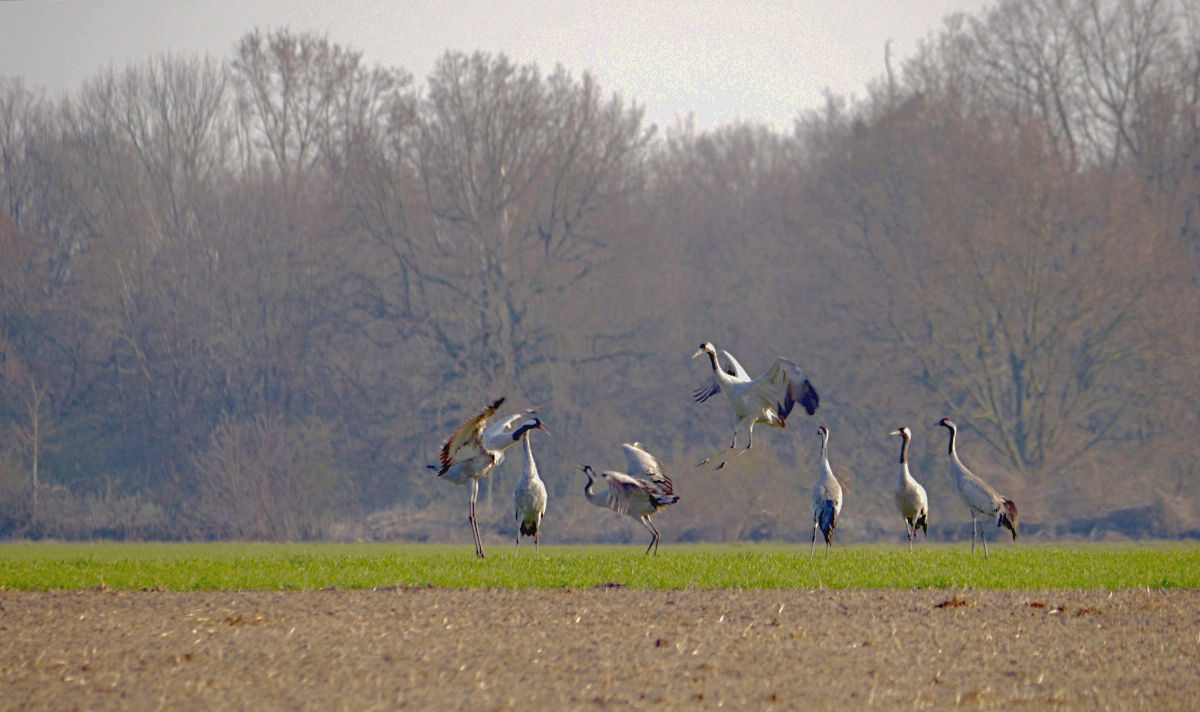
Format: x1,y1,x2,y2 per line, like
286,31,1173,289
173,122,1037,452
944,426,967,483
818,432,833,482
583,469,606,506
897,433,912,485
519,436,537,483
706,348,735,387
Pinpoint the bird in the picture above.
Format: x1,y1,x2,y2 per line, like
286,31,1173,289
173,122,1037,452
582,442,679,556
936,417,1018,557
512,426,548,556
889,427,929,551
691,342,820,470
810,425,843,560
428,397,546,558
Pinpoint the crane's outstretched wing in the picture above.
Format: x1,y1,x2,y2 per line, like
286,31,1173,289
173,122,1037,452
439,397,505,467
755,357,819,420
622,442,673,495
693,379,721,402
601,471,642,514
484,408,536,439
693,350,752,403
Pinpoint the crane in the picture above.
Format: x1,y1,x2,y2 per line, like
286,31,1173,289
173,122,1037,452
428,397,545,558
936,417,1018,557
691,342,819,470
889,427,929,551
512,428,548,556
582,442,679,556
810,425,843,559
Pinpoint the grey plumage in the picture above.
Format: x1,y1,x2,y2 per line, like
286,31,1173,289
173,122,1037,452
810,425,843,560
937,417,1018,557
582,442,679,556
513,432,548,556
890,427,930,551
428,397,546,558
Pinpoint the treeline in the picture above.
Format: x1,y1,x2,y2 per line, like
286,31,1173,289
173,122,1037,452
1,0,1197,542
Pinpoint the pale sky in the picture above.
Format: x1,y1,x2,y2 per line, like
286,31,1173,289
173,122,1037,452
0,0,989,132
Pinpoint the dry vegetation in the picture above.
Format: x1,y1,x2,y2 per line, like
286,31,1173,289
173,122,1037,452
1,587,1197,709
1,0,1198,543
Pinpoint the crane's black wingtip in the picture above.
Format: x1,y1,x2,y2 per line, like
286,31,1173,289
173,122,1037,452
693,380,719,403
800,380,819,416
489,396,506,410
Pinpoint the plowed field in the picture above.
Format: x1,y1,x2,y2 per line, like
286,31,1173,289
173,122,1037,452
1,588,1197,709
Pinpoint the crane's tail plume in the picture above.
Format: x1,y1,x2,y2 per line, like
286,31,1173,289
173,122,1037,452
998,499,1018,540
818,500,837,544
915,511,929,537
655,494,681,508
519,519,539,537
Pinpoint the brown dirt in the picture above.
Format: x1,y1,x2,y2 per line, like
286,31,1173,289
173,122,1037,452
1,587,1197,710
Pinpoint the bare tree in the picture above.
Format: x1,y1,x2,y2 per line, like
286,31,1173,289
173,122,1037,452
195,413,343,540
0,79,47,231
412,52,652,405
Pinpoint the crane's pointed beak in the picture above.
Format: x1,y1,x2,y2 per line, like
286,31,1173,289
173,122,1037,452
888,430,901,436
691,348,704,359
536,422,549,435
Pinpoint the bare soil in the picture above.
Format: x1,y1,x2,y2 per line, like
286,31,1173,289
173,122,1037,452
1,587,1197,710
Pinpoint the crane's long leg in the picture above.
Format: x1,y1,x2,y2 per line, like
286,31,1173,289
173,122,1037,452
715,421,756,471
970,515,977,556
906,519,914,552
981,526,988,558
810,520,819,560
534,528,540,558
470,479,485,558
514,520,521,556
697,419,743,467
640,516,661,556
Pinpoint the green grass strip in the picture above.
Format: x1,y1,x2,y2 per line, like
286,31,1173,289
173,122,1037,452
0,541,1197,590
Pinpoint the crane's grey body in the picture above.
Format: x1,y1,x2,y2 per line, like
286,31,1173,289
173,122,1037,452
937,418,1018,557
810,426,843,559
513,434,548,556
889,427,929,551
692,343,819,470
583,442,679,555
428,397,545,558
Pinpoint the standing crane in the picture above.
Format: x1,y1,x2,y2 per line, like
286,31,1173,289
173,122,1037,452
810,425,843,560
889,427,929,551
936,417,1018,557
428,397,546,558
692,342,820,470
582,442,679,556
512,428,548,556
